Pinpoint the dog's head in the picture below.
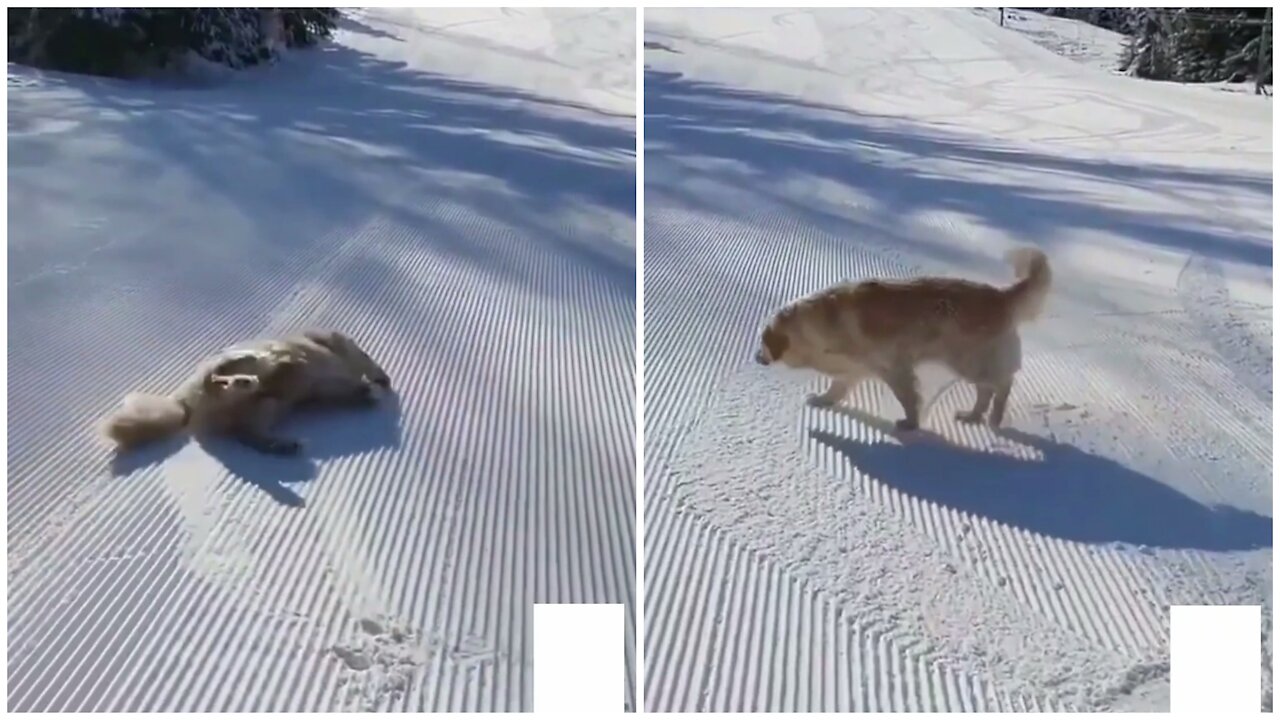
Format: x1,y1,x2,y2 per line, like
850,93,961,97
755,314,791,366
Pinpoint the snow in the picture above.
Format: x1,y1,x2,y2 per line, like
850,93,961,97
644,7,1270,712
8,8,634,712
974,7,1130,76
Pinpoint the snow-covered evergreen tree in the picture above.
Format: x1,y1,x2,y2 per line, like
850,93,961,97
8,8,341,78
1033,7,1270,85
1120,9,1175,79
1119,8,1270,84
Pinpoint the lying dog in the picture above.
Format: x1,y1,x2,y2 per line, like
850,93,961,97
101,329,391,455
755,248,1051,430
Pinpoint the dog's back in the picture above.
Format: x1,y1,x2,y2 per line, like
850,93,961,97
847,277,1010,342
833,249,1050,361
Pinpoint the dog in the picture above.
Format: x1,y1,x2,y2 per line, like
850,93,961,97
754,248,1051,430
100,329,391,455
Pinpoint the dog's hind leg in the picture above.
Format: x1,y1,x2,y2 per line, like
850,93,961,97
882,363,922,431
955,332,1019,426
956,384,994,424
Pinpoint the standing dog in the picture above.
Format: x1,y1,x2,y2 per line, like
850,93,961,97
101,329,391,455
755,248,1051,430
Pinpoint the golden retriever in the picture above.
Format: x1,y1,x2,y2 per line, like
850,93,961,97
755,248,1051,430
101,329,391,455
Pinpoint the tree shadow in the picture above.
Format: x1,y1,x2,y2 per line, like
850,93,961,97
24,41,635,305
808,407,1272,552
645,68,1270,269
14,39,636,513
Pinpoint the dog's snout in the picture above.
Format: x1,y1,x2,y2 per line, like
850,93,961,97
234,377,254,388
754,350,770,366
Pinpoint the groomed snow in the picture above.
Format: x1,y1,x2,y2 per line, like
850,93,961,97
643,7,1270,712
9,8,635,712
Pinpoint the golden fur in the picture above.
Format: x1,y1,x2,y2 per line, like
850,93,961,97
100,329,391,455
755,247,1051,430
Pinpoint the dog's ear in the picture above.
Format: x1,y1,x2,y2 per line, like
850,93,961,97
762,325,789,363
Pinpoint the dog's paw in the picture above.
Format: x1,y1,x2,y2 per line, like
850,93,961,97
955,410,984,425
265,438,302,456
806,393,838,408
894,418,920,432
355,383,379,406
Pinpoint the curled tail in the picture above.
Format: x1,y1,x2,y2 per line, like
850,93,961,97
100,393,189,450
1004,247,1052,323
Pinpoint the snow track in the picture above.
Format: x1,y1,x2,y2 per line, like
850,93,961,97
644,8,1270,712
9,9,635,712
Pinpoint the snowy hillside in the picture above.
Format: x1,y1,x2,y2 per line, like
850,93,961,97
974,7,1130,75
9,8,635,712
643,7,1270,712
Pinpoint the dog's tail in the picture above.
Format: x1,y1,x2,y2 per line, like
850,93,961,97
100,393,189,450
1003,246,1052,323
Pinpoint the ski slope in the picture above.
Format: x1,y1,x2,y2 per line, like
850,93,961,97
9,9,635,712
643,8,1270,712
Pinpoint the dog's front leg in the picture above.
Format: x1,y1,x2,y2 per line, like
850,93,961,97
883,364,922,431
807,378,850,408
313,376,379,407
361,358,391,390
339,380,379,408
988,377,1014,428
233,398,300,455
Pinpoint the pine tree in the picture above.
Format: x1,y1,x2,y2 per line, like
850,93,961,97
1035,7,1270,85
1116,8,1270,83
8,8,342,78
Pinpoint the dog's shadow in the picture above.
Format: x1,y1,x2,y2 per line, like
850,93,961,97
809,407,1272,552
110,392,404,508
